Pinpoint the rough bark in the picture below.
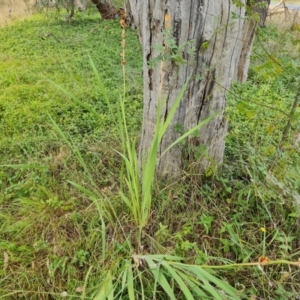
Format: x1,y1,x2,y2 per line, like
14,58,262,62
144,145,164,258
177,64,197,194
124,0,135,28
237,19,256,82
126,0,258,177
91,0,116,19
253,0,271,26
237,0,270,82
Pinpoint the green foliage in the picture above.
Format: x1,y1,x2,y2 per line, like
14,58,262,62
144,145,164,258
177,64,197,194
232,0,244,9
1,10,300,300
148,28,195,68
115,70,218,246
0,11,142,299
140,255,239,300
223,25,300,298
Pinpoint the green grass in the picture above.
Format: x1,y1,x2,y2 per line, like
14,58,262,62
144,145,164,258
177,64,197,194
0,11,143,299
1,10,300,300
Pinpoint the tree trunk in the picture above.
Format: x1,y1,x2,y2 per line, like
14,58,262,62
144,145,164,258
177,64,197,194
237,19,256,82
255,0,271,27
90,0,116,19
237,0,270,82
124,0,135,28
125,0,261,177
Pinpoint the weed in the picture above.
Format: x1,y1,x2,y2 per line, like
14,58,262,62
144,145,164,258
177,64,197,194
1,8,300,300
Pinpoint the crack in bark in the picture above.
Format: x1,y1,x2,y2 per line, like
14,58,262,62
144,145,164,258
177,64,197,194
173,1,181,46
220,1,230,54
188,2,193,37
197,68,215,124
137,0,253,176
147,1,153,104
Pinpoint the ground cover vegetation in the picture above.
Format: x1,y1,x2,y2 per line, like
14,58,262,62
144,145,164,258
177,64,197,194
0,6,300,300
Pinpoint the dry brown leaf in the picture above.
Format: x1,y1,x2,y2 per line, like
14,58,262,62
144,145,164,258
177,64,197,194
120,19,126,28
258,256,270,265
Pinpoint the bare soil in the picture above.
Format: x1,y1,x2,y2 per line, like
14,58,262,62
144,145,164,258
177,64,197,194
0,0,34,27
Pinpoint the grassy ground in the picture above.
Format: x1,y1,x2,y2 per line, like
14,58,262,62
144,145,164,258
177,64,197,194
0,8,300,300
